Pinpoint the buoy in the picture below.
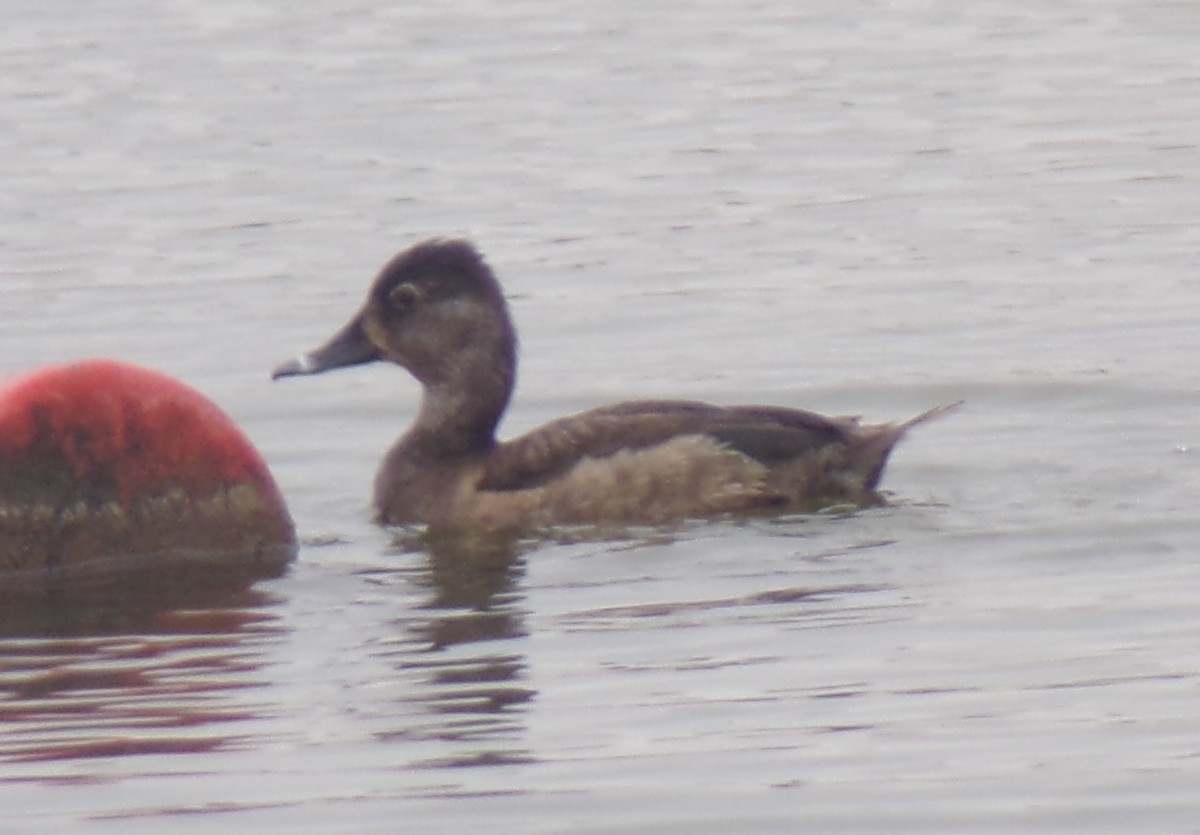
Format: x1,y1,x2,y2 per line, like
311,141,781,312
0,359,296,600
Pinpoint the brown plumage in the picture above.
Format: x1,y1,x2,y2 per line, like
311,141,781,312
273,239,959,531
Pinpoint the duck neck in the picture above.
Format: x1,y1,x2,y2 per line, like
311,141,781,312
408,359,514,459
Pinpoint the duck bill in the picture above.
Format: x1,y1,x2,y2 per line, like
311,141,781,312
272,314,380,379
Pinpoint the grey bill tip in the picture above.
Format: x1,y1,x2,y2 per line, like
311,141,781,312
271,355,314,379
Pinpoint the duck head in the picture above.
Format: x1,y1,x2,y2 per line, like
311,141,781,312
273,239,518,395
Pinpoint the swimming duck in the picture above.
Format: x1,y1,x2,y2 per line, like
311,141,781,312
273,239,957,530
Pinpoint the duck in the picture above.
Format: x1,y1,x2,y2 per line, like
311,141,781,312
273,238,959,531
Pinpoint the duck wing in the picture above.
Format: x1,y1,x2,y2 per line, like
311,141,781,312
478,399,851,492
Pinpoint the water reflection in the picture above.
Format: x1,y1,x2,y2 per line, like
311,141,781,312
0,581,283,766
407,529,530,648
0,547,292,638
382,530,536,767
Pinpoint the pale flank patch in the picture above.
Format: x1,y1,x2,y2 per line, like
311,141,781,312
467,435,769,528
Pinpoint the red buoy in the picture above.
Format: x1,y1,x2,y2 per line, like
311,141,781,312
0,359,296,598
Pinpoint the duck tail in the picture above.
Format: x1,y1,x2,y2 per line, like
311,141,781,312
857,400,964,493
898,399,965,431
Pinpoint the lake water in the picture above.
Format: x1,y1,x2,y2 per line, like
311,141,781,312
3,0,1200,832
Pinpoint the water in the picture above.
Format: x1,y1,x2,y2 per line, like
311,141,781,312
3,0,1200,831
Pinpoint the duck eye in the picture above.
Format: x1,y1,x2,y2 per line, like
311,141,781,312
387,282,422,311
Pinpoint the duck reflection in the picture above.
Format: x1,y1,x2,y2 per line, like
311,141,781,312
384,529,536,766
0,575,283,764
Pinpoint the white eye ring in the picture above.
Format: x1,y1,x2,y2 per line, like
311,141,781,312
387,282,422,311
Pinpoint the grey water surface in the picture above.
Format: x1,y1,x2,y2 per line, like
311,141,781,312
3,1,1200,832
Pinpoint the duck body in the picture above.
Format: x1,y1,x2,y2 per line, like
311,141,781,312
274,239,957,531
